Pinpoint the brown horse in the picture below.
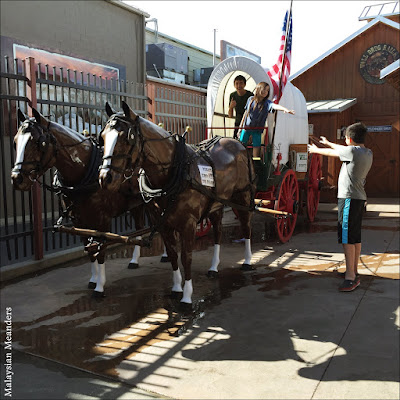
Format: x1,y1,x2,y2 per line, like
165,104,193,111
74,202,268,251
11,108,147,297
99,101,255,310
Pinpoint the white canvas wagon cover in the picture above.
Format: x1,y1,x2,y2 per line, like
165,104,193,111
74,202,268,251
206,56,309,165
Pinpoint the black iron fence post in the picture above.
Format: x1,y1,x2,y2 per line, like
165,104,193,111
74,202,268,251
26,57,44,260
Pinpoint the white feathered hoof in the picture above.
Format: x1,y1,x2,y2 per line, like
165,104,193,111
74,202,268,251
207,270,219,279
128,262,139,269
240,263,255,271
88,282,96,289
160,255,170,263
170,291,183,300
92,290,106,298
179,301,193,314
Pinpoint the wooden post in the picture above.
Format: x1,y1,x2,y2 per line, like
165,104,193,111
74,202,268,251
147,81,156,122
26,57,44,260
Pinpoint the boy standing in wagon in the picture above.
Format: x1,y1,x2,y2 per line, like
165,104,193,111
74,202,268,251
228,75,253,140
308,123,373,292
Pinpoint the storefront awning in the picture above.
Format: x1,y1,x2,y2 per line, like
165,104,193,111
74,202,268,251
306,98,357,113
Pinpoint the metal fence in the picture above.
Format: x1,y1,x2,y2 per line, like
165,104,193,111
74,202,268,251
1,57,207,267
0,56,148,266
147,78,207,144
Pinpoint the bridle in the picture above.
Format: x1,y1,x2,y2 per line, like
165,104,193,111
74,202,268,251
12,119,58,180
100,114,146,179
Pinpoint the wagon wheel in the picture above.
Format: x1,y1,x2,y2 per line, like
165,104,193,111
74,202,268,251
274,169,299,243
306,154,322,222
196,218,212,238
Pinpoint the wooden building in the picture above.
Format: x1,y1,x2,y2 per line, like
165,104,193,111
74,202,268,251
291,9,400,199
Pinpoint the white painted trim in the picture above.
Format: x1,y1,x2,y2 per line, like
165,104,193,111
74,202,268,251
146,75,207,93
291,16,400,80
108,0,150,17
380,59,400,78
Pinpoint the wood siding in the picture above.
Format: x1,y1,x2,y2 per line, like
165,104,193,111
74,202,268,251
292,21,400,198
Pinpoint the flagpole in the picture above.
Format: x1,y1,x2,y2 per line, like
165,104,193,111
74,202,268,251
271,0,293,149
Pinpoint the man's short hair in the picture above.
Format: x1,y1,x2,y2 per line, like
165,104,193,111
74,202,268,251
346,122,367,144
234,75,246,84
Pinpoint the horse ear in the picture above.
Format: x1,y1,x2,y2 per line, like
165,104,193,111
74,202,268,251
121,101,137,120
17,109,27,123
105,102,115,117
32,108,49,127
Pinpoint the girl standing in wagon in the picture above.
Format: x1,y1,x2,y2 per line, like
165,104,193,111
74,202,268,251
239,81,295,158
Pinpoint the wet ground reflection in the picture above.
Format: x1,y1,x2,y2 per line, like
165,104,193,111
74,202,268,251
5,209,399,383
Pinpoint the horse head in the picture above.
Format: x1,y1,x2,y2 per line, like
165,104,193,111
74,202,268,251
99,101,142,191
11,109,57,191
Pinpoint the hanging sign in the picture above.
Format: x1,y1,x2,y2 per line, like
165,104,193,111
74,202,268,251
366,125,392,133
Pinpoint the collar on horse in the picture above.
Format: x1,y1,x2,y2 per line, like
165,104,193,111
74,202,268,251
53,138,103,196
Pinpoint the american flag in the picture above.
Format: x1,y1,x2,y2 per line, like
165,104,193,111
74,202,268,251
267,10,293,102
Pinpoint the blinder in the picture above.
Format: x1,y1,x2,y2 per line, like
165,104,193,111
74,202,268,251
107,115,137,146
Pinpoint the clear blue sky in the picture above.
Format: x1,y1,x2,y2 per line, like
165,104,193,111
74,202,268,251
127,0,393,75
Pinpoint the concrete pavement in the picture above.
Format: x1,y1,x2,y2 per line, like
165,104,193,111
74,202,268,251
1,199,399,399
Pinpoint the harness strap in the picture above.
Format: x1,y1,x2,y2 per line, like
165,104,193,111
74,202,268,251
189,179,255,212
54,139,102,195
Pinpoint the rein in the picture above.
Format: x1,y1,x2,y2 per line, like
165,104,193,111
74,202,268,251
101,114,176,178
13,119,93,179
53,138,103,195
12,119,57,178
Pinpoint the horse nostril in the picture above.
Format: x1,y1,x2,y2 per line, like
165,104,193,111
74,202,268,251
11,172,23,185
100,171,112,186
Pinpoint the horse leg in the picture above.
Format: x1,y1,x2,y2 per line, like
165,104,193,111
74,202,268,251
128,237,141,269
236,210,254,271
92,250,106,297
161,231,182,298
160,244,170,263
88,255,98,289
207,208,223,278
128,206,145,269
180,221,197,311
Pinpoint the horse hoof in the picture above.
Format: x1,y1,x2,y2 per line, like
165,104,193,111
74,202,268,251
92,290,106,298
160,256,170,263
240,264,255,271
206,270,219,279
170,291,183,300
179,301,192,314
88,282,96,289
128,262,139,269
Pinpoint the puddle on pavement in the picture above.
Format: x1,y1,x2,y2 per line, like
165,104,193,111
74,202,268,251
7,253,300,379
4,211,398,381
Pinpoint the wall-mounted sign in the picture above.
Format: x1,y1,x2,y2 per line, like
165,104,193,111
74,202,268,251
220,40,261,64
14,44,122,84
366,125,392,132
359,44,399,84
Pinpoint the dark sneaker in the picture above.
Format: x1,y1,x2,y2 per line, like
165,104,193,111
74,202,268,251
337,271,359,279
339,278,360,292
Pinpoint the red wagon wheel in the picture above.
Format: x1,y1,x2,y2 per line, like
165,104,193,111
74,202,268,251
196,218,212,238
306,154,322,222
274,169,299,243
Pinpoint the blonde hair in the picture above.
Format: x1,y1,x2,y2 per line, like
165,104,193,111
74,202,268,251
248,82,271,108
